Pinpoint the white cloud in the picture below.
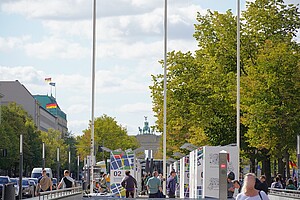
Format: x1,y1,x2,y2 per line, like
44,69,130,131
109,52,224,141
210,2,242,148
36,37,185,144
0,36,30,52
68,119,89,135
24,37,89,59
119,102,152,113
0,65,45,83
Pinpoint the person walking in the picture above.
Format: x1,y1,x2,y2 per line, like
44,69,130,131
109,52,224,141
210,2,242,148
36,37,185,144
35,169,52,196
167,171,176,198
57,170,75,189
146,171,162,198
236,173,269,200
121,170,137,198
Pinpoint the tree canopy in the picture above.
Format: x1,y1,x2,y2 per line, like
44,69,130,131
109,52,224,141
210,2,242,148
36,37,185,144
76,114,140,162
150,0,300,176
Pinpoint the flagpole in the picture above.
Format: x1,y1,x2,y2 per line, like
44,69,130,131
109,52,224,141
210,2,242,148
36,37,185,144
90,0,96,194
55,85,56,100
163,0,168,195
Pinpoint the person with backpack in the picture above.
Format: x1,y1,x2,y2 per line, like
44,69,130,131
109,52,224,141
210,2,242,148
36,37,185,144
271,177,283,189
167,171,176,198
57,170,75,189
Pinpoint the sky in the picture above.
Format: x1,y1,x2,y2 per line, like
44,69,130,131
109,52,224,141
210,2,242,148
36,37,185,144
0,0,299,136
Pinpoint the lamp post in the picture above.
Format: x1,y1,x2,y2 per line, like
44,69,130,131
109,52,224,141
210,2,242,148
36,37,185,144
0,93,4,124
90,0,97,194
162,0,168,195
69,149,71,173
236,0,241,179
19,134,23,199
42,142,45,169
57,147,60,181
77,155,80,181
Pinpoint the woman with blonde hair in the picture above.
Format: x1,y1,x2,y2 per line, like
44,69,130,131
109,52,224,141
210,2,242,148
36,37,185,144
236,173,269,200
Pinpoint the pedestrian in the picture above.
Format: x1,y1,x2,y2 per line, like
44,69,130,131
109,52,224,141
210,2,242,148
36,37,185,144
258,175,268,194
57,170,75,189
99,174,109,192
286,178,297,190
146,171,162,198
233,180,241,198
227,172,235,198
121,170,137,198
167,171,176,198
271,177,283,189
236,173,269,200
35,169,52,196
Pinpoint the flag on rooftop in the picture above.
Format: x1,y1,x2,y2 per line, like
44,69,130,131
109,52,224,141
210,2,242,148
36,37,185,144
45,77,51,82
46,103,57,109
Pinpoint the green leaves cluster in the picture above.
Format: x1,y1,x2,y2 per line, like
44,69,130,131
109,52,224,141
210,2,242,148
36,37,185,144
150,0,300,164
76,114,140,161
0,103,75,176
0,103,42,175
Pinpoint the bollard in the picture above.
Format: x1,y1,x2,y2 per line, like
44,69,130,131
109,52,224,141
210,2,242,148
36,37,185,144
3,182,15,200
219,150,228,200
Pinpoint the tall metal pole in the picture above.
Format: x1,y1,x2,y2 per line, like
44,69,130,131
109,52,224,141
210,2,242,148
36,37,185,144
57,147,60,182
102,140,104,161
69,149,71,173
162,0,168,195
297,135,300,188
42,142,45,169
236,0,241,179
77,155,80,181
90,0,96,194
19,134,23,199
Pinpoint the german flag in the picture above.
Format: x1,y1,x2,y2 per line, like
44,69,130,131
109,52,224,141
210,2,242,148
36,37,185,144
46,103,57,109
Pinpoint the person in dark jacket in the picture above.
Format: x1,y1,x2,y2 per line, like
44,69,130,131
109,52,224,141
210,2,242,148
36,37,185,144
167,171,176,198
259,175,269,194
121,171,137,198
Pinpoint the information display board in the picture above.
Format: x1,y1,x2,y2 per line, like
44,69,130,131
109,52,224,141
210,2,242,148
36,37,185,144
110,150,135,198
202,146,238,199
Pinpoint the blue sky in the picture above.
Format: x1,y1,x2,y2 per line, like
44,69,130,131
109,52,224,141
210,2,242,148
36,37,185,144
0,0,299,136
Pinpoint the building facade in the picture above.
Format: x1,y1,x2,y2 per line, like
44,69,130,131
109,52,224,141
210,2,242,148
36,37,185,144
0,80,67,136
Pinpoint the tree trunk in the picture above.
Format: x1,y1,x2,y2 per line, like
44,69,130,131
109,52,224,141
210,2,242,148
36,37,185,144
285,151,290,178
278,157,284,177
261,149,272,186
274,159,277,177
250,156,256,173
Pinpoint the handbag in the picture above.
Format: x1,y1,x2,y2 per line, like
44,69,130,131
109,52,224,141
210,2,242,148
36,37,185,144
157,190,166,198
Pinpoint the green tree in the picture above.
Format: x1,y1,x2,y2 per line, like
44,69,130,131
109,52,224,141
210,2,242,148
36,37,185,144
77,114,140,162
39,129,68,172
150,0,300,181
0,103,42,176
151,10,238,157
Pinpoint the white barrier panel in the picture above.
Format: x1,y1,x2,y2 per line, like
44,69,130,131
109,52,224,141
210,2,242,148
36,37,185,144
189,150,195,198
202,146,238,199
196,147,204,198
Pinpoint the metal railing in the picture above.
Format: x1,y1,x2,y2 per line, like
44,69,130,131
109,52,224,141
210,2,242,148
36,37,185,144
269,187,300,199
38,186,82,200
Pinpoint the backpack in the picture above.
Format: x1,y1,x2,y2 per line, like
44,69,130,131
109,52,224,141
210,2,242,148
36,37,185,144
63,177,73,188
274,182,281,188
